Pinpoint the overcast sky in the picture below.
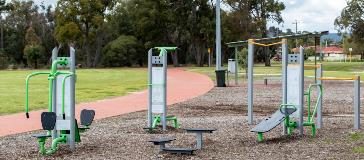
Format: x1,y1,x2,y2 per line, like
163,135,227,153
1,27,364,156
7,0,347,33
267,0,347,33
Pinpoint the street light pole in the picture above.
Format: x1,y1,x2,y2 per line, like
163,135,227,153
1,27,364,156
293,20,298,48
215,0,221,70
214,0,226,87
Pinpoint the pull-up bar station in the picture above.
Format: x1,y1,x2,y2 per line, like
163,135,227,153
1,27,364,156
226,31,329,86
319,76,361,130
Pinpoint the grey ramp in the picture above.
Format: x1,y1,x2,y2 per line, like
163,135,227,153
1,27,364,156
251,110,286,133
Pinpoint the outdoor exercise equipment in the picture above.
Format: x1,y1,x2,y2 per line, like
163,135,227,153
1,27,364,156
226,32,329,88
246,43,323,141
146,47,179,131
25,45,95,155
319,76,361,130
149,128,216,154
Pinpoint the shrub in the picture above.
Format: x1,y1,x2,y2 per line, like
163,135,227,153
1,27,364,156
102,35,142,67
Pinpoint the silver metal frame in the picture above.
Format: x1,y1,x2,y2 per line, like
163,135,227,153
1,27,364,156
148,48,168,130
317,64,323,128
298,46,304,135
51,45,76,150
247,40,254,124
354,76,361,130
282,39,288,134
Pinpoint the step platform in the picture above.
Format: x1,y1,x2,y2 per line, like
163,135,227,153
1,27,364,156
149,137,175,145
162,148,196,154
185,128,216,133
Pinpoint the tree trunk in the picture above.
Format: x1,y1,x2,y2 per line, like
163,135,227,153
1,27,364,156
171,51,179,67
93,32,103,67
264,46,271,66
0,26,3,49
34,59,38,69
191,39,205,67
85,24,92,68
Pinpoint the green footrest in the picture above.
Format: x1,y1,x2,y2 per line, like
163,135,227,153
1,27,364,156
151,115,179,129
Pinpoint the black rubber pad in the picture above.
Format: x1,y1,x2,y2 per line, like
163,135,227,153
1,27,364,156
41,112,57,130
80,109,95,126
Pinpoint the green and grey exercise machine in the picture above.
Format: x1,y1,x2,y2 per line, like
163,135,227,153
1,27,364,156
146,47,179,131
246,39,323,141
25,45,95,155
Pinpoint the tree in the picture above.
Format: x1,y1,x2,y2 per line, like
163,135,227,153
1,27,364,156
23,26,44,68
102,35,142,67
225,0,285,66
182,0,215,66
342,36,364,59
55,0,113,67
321,38,335,46
304,48,315,60
2,0,39,66
335,0,364,54
237,48,248,76
0,0,13,49
109,0,215,67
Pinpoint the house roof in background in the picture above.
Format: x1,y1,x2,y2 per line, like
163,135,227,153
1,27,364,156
292,46,343,54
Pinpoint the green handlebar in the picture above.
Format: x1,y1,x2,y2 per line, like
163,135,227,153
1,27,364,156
25,72,51,118
51,59,68,74
25,58,72,119
306,84,323,123
154,47,178,56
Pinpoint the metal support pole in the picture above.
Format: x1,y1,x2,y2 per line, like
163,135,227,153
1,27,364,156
354,76,360,130
51,47,58,140
196,133,203,149
69,46,76,150
317,64,323,128
282,39,288,134
235,47,239,85
247,40,254,124
162,50,168,131
299,46,305,135
160,143,166,151
147,49,153,128
215,0,222,70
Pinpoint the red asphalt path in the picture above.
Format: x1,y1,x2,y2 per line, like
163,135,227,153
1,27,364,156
0,68,214,137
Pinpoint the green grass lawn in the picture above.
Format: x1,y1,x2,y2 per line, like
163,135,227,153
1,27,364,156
0,68,147,115
1,61,363,115
187,61,364,81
